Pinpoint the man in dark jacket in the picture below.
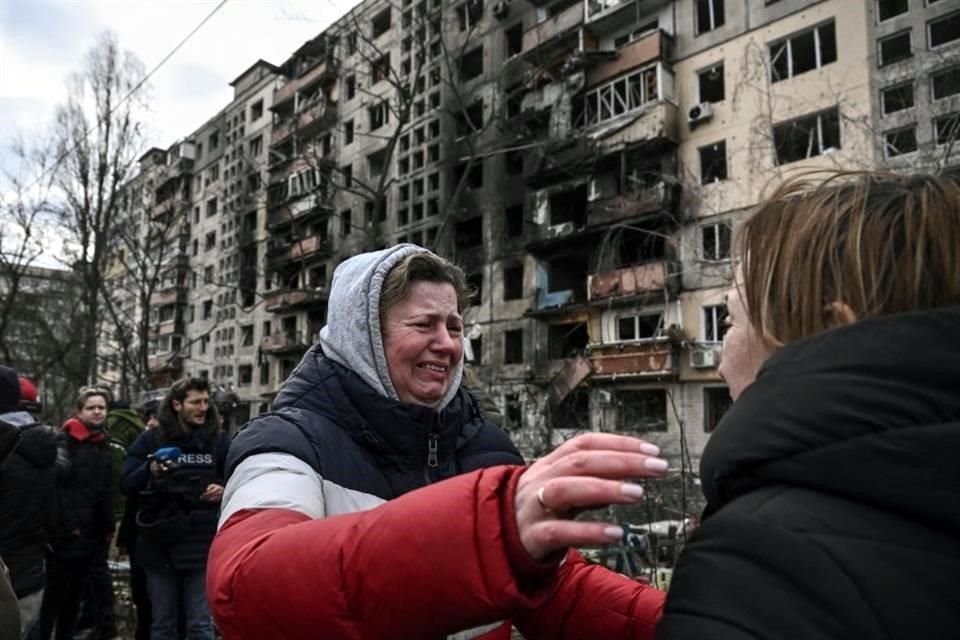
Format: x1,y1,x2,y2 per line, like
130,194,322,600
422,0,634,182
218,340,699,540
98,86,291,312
0,367,58,638
121,378,227,640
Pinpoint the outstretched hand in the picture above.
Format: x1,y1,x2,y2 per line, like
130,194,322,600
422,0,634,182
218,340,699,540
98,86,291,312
515,433,668,560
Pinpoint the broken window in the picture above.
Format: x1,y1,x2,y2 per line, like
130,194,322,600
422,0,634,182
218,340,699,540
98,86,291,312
506,24,523,57
929,11,960,48
368,101,390,131
548,185,588,226
505,204,524,237
371,7,392,38
773,107,841,165
238,365,253,386
934,113,960,146
695,0,724,35
703,304,728,342
878,30,911,67
455,216,483,250
698,63,725,103
932,66,960,101
506,150,524,175
340,209,352,236
769,21,837,82
548,323,588,360
346,75,356,100
548,255,588,298
371,54,391,84
453,161,484,189
428,172,440,191
617,313,662,341
617,389,667,432
881,82,914,114
466,272,483,306
701,221,732,261
455,100,484,137
876,0,908,21
250,99,263,121
205,231,217,251
503,264,524,300
343,120,354,145
883,126,918,158
505,393,522,429
576,66,658,128
460,46,484,82
551,388,590,431
699,141,728,184
704,386,733,432
504,329,524,364
469,336,483,364
457,0,483,31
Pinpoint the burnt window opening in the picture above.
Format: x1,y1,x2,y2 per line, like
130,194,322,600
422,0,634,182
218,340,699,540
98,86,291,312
702,221,732,261
770,21,837,82
469,336,483,364
932,66,960,101
457,0,484,31
505,204,524,237
346,75,356,100
699,141,728,184
773,108,841,165
883,126,918,158
929,11,960,48
367,148,387,178
460,46,484,82
456,100,484,137
548,185,588,226
878,30,911,67
503,264,524,300
934,114,960,146
704,386,733,432
506,24,523,57
551,388,589,431
372,54,391,84
617,389,667,432
695,0,724,35
617,313,662,341
453,161,484,189
877,0,908,21
505,84,525,120
881,82,914,114
548,322,589,360
466,272,483,307
371,7,392,38
504,329,524,364
455,216,484,250
698,63,725,103
343,120,354,145
340,209,353,236
505,393,522,429
547,254,589,299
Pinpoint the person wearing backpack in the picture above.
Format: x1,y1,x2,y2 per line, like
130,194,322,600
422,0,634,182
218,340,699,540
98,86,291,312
0,367,57,639
120,378,227,640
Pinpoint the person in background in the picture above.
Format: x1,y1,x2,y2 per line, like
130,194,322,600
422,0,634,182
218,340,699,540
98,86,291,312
207,246,669,639
0,368,57,639
39,388,114,640
121,379,227,640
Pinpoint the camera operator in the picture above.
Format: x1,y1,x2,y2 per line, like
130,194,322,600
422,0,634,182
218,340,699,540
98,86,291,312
120,378,228,640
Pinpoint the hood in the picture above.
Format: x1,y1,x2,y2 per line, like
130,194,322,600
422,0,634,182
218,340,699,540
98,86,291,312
157,397,220,442
10,417,56,469
107,408,145,444
701,306,960,533
317,244,464,411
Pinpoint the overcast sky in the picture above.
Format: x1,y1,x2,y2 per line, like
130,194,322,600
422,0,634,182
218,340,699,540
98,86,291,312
0,0,356,177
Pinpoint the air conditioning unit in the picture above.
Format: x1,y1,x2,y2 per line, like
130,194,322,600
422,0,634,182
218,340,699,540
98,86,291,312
690,348,718,369
493,1,510,19
687,102,714,127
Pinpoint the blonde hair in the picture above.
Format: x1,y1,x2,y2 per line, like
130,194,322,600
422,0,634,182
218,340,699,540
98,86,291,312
379,251,472,316
738,170,960,349
76,386,112,411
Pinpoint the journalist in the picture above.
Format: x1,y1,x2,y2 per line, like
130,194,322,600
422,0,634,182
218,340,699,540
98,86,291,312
120,378,227,640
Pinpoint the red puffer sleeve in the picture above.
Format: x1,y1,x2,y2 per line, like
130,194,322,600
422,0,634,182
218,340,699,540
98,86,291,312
208,465,554,639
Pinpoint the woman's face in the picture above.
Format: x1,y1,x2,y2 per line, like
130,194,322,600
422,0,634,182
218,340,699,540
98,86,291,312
719,288,773,401
79,394,108,426
381,281,464,408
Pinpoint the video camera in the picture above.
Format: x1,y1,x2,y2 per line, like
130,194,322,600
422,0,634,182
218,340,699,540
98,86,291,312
146,446,215,509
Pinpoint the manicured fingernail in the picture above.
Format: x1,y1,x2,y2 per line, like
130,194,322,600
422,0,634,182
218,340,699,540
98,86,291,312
603,526,624,540
621,483,645,500
640,443,660,456
645,458,669,472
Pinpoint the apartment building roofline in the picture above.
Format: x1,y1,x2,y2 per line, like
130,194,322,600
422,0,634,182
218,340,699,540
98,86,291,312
230,59,281,87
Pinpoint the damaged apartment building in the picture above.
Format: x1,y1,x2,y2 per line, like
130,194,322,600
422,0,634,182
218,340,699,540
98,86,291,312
104,0,959,474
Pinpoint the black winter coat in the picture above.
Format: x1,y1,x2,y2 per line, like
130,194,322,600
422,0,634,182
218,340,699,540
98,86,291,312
120,410,227,574
657,307,960,640
0,412,57,597
55,420,114,559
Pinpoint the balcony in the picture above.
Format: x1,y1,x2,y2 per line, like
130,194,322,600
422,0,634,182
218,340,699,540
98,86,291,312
521,3,583,61
148,353,183,373
588,261,677,302
260,331,311,355
524,138,597,187
586,30,672,87
271,100,338,146
588,180,678,226
264,287,328,313
266,233,332,268
147,319,179,339
149,286,186,306
588,338,677,379
274,57,339,108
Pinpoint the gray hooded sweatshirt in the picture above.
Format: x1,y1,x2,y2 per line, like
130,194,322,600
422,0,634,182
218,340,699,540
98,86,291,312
317,244,464,411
